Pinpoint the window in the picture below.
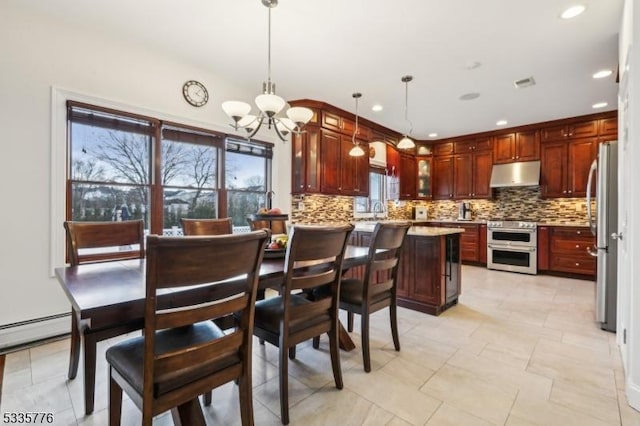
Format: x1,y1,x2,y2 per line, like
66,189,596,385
225,138,273,229
67,102,272,236
354,168,387,219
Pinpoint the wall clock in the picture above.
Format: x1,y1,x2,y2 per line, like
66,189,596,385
182,80,209,107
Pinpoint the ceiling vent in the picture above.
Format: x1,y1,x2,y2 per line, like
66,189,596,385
513,76,536,89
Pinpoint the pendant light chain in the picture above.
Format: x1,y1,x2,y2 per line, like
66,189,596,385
266,5,272,93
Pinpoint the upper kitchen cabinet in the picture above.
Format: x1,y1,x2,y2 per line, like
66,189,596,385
416,156,432,199
599,117,618,138
291,125,321,194
493,130,540,164
320,129,369,196
540,120,598,142
433,142,454,156
453,137,492,154
399,153,417,199
432,155,454,200
540,137,597,198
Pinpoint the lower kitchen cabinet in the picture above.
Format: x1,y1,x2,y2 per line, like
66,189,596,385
396,233,461,316
425,222,482,263
547,226,596,277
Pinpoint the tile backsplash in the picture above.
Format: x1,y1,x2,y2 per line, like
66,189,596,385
290,187,591,224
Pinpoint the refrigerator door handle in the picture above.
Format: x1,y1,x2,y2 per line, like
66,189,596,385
586,159,597,236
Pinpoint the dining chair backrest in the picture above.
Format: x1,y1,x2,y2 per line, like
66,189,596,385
282,224,354,331
363,222,411,294
64,220,145,266
247,215,288,235
142,230,270,416
181,217,233,236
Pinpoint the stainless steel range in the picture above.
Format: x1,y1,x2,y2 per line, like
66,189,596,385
487,220,537,275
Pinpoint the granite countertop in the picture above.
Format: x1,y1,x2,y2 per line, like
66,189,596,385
353,223,464,236
422,218,487,224
538,221,590,227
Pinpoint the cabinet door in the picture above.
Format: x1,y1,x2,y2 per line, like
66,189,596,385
479,224,487,264
386,143,400,176
540,142,567,197
569,120,598,138
291,126,321,194
566,137,597,197
416,157,432,198
472,150,493,198
320,129,341,194
399,153,416,199
493,133,515,164
411,237,441,304
353,139,369,195
433,155,454,199
339,135,357,194
541,124,568,141
515,130,540,161
433,142,454,156
599,117,618,137
459,225,479,262
453,154,473,199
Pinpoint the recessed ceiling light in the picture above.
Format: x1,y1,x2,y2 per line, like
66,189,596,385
561,5,586,19
592,102,608,109
371,104,383,112
496,120,508,126
459,92,480,101
428,133,438,138
593,70,613,79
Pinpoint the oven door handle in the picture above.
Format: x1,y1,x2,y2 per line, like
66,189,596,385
487,244,536,252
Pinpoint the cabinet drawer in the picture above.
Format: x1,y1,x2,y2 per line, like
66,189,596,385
454,140,475,153
549,255,596,275
551,227,591,238
551,238,593,253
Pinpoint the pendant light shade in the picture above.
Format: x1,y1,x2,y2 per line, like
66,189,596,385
399,75,416,150
349,145,366,156
221,0,312,141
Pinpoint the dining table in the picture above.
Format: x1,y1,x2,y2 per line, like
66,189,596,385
54,244,371,422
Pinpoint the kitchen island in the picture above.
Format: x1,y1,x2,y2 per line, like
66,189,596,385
351,223,464,316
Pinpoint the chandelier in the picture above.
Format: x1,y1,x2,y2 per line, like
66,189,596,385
397,75,416,150
348,93,365,157
222,0,313,141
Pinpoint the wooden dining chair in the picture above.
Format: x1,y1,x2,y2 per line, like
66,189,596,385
181,217,233,235
106,230,270,426
246,214,288,235
337,222,410,372
252,224,353,425
63,219,146,414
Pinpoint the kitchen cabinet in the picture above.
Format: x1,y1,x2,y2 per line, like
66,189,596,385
548,226,596,276
416,156,432,199
433,142,454,156
479,224,487,264
453,150,492,199
399,153,417,199
540,137,597,198
320,129,369,196
432,155,454,200
538,226,550,271
493,130,540,164
291,125,321,194
453,137,492,154
425,222,482,263
599,117,618,137
396,233,461,315
540,120,598,142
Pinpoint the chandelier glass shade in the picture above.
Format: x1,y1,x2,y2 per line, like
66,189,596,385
221,0,312,141
397,75,416,150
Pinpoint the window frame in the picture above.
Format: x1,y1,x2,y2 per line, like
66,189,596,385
65,101,273,237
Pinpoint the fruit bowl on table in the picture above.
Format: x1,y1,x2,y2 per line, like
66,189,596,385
250,214,289,220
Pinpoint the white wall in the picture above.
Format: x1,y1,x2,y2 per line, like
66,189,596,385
619,0,640,411
0,3,292,330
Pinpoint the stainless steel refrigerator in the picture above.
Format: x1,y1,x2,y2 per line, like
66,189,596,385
586,141,618,332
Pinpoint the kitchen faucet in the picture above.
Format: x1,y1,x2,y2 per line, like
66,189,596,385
372,200,386,220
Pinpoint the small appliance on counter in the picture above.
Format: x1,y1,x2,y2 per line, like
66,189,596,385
457,202,472,220
413,206,428,220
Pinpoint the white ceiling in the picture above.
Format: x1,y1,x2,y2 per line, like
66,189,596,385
19,0,622,139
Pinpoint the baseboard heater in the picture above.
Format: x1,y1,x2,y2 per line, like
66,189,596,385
0,313,70,350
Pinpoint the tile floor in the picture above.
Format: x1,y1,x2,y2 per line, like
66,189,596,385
2,266,639,425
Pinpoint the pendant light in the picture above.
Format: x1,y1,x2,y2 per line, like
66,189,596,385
397,75,416,150
349,93,365,157
221,0,313,141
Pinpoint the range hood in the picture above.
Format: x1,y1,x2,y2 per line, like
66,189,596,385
489,160,541,188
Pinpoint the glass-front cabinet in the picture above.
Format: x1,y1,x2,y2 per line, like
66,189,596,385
417,157,432,199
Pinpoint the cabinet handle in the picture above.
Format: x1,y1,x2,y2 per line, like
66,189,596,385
307,184,311,188
472,193,475,196
300,184,304,188
562,190,567,194
516,156,520,159
512,156,515,159
575,262,580,266
569,132,573,136
575,244,580,248
468,193,472,196
577,231,581,234
568,190,572,194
